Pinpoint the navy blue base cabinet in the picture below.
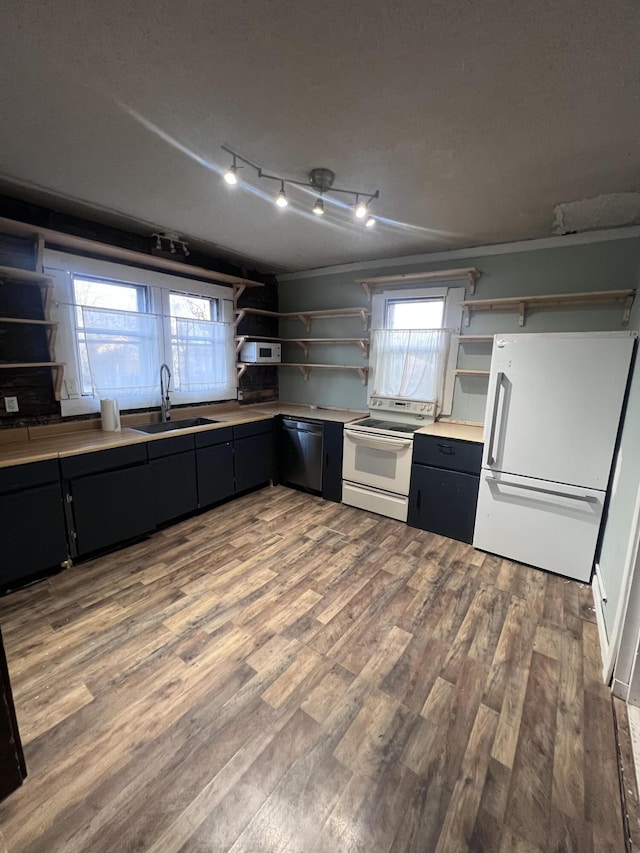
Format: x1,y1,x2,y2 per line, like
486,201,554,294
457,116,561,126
408,434,482,544
0,460,67,588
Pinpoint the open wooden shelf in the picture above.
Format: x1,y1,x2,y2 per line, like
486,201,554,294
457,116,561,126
460,289,636,327
455,335,494,342
279,363,369,385
0,265,53,284
235,336,369,358
234,306,370,331
0,265,64,399
454,369,490,377
237,362,369,384
357,267,481,297
0,362,65,400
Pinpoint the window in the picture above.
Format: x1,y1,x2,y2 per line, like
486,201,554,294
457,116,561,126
371,284,465,414
386,297,444,330
73,277,150,395
44,251,236,416
167,292,231,395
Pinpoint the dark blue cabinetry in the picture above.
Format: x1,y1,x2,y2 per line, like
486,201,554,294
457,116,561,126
408,434,482,544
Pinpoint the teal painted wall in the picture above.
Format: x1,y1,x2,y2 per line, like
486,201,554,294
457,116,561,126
278,237,639,414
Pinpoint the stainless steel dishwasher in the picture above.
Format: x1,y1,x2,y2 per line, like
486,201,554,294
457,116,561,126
280,418,324,493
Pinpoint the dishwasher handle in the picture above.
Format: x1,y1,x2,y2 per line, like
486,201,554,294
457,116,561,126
281,418,323,435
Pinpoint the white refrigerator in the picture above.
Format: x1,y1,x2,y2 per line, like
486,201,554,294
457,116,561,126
473,332,636,582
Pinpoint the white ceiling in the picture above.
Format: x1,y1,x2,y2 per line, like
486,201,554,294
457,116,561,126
0,1,638,273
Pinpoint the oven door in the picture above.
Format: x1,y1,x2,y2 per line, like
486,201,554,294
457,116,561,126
342,428,414,495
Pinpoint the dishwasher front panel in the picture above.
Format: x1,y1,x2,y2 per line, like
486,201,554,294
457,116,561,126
280,419,324,493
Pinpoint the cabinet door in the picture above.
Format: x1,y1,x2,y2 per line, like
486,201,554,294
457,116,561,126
70,465,155,556
150,451,197,525
408,465,480,544
322,421,343,503
234,433,274,493
196,442,235,506
0,483,68,586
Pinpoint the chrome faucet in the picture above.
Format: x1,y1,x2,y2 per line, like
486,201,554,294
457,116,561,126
160,363,172,422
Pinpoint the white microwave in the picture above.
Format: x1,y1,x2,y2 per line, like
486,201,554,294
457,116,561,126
240,341,281,363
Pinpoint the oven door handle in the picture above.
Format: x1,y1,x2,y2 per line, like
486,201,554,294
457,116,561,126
345,431,413,451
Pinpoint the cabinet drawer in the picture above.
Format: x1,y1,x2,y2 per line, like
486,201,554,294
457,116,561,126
0,459,60,494
147,434,195,459
194,426,233,448
60,444,147,479
232,419,274,440
412,434,482,475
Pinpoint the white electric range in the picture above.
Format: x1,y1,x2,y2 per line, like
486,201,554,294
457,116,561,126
342,396,436,521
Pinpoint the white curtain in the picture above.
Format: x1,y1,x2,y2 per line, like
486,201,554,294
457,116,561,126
371,328,450,402
82,307,160,397
173,318,235,395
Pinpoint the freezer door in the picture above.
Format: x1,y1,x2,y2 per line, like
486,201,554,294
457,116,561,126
473,470,605,581
482,333,635,489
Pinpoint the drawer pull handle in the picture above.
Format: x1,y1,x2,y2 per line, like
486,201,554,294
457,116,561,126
437,443,454,455
417,489,422,509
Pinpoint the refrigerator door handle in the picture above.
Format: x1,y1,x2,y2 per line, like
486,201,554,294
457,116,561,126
486,371,504,466
484,473,597,502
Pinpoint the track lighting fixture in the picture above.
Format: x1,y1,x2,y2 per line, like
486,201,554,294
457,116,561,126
221,146,379,223
152,233,191,256
275,182,289,208
223,155,240,185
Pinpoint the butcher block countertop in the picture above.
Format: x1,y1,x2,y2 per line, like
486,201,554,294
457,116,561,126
416,421,485,443
0,402,367,469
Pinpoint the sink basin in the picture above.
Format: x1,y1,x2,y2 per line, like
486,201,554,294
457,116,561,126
131,417,219,434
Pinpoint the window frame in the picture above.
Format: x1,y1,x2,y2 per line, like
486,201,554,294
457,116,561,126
44,250,235,417
370,283,465,416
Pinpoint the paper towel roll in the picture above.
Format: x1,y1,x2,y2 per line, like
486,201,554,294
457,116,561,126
100,399,121,432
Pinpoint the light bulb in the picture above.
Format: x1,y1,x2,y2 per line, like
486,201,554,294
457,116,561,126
365,215,375,228
313,197,324,216
224,165,239,185
355,201,367,218
275,183,288,208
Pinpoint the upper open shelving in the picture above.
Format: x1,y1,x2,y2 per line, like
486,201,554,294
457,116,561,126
356,267,481,298
234,334,369,357
234,306,371,331
459,289,636,327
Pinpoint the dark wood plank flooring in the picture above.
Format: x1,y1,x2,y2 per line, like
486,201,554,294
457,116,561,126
0,486,627,851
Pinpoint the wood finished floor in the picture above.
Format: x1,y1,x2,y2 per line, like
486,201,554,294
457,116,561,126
0,485,627,852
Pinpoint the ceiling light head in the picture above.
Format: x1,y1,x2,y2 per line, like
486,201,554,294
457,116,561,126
355,197,368,219
224,165,239,185
365,215,375,228
223,154,240,185
275,182,288,208
313,197,325,216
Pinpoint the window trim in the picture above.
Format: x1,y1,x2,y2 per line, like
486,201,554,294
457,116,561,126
44,250,236,417
370,283,465,416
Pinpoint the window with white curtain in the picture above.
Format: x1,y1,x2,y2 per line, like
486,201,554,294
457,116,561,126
370,284,465,414
44,251,236,416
